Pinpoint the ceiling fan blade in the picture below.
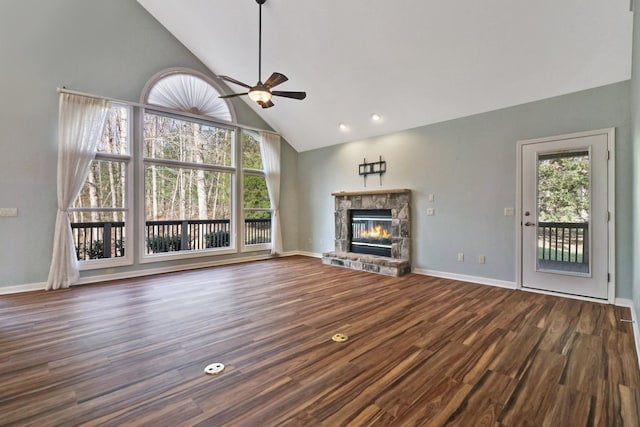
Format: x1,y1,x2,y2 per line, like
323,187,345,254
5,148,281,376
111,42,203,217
258,100,275,109
272,91,307,100
264,72,288,89
219,75,252,89
219,92,249,99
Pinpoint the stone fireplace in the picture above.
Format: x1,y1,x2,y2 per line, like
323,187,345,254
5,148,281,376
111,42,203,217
322,189,411,276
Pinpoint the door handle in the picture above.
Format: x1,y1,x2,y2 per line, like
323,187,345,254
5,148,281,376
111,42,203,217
524,222,536,227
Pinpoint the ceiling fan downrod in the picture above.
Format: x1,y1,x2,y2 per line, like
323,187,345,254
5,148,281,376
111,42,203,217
257,0,266,83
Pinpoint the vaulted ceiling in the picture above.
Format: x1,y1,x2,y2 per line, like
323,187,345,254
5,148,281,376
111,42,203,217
137,0,633,152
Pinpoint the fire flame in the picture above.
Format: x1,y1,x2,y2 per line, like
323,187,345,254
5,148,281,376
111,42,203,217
361,225,391,240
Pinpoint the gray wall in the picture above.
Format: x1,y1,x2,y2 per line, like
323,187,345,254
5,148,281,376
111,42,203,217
0,0,299,288
632,6,640,316
298,81,633,298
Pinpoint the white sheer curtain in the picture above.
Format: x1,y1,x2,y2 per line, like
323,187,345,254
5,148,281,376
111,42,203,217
260,131,283,255
46,93,111,290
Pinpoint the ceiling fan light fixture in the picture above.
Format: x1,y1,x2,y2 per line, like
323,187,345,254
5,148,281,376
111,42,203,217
217,0,306,108
248,87,272,103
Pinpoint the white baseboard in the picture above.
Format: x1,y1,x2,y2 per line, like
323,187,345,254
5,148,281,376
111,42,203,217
615,298,640,372
0,254,278,295
73,253,276,287
281,250,321,257
296,251,322,258
412,268,517,290
0,252,323,296
614,298,633,308
280,250,301,257
0,282,46,295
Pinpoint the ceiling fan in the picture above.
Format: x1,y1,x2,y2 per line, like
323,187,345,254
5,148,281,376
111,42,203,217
218,0,307,109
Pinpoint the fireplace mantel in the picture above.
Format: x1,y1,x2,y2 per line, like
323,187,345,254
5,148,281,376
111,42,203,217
322,189,411,277
331,188,410,197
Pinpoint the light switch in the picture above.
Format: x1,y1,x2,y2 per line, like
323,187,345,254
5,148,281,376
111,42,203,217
0,208,18,217
426,208,435,216
428,193,435,202
504,207,515,216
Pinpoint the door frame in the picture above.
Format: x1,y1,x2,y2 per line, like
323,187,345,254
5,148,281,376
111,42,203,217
515,128,615,303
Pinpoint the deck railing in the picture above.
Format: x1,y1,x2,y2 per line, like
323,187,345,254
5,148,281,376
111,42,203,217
538,221,588,264
71,221,125,260
72,218,272,260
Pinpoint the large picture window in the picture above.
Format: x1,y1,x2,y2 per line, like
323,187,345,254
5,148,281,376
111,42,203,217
70,104,132,268
68,69,277,269
142,112,235,257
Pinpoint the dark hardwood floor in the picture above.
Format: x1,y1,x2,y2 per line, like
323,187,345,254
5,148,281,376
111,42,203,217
0,256,638,426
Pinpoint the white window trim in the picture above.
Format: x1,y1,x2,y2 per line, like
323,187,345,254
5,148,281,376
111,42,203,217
61,71,279,267
77,104,134,270
240,173,273,253
138,109,241,263
239,131,273,253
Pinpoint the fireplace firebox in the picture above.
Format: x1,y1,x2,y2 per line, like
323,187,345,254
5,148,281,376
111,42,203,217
349,209,392,257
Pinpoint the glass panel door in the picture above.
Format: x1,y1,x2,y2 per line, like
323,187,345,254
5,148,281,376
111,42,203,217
520,130,611,300
536,151,590,275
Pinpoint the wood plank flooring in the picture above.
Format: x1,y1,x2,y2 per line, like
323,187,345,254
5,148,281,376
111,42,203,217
0,256,638,426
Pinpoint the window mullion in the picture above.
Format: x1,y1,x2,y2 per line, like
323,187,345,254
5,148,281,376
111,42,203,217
144,157,236,174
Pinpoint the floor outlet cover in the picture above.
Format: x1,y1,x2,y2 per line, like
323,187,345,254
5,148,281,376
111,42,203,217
332,333,349,342
204,363,225,375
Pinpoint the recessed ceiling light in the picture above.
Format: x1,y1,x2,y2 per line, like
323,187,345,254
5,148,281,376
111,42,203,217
339,123,349,131
371,113,382,121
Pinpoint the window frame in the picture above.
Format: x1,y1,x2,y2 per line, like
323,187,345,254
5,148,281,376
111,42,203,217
138,108,240,263
72,103,134,270
240,130,273,252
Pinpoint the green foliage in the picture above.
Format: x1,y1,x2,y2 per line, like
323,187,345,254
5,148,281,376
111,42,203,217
81,240,105,260
244,175,270,209
242,133,263,169
205,231,230,248
245,210,271,220
537,154,589,222
147,235,184,253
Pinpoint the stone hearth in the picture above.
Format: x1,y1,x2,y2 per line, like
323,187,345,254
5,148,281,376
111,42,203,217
322,189,411,277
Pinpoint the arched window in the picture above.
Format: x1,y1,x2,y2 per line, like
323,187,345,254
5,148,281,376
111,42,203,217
139,68,273,260
69,68,275,272
141,68,235,122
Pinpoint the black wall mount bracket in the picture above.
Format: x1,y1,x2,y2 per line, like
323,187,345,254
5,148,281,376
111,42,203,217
358,156,386,186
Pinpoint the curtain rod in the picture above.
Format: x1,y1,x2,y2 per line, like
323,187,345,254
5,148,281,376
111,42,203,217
56,87,280,136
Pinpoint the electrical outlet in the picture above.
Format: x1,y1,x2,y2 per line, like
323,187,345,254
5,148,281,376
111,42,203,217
479,255,486,264
504,207,514,216
457,253,464,262
0,208,18,217
426,208,435,216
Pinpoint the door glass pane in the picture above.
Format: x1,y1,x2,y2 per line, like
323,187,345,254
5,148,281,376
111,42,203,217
536,151,590,274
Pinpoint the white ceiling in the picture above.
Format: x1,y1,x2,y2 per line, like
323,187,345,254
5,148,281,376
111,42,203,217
137,0,633,152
